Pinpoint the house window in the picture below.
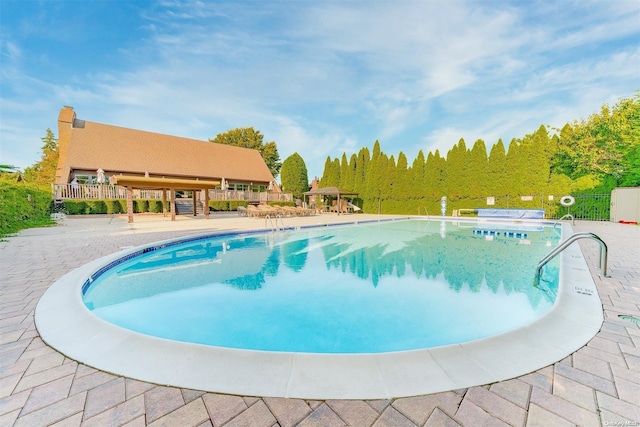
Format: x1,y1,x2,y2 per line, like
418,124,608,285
73,174,96,184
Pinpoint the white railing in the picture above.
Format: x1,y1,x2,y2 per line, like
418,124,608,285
52,184,294,202
52,184,164,200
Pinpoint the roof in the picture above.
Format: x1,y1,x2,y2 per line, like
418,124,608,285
304,186,358,196
112,176,220,190
65,120,275,183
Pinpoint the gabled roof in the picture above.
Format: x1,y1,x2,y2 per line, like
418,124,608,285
65,119,275,183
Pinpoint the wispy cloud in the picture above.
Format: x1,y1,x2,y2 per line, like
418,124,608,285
0,0,638,178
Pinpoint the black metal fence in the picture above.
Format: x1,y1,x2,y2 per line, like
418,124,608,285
548,194,611,221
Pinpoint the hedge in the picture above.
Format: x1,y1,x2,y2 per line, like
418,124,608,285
208,200,248,211
0,181,55,237
61,199,169,215
267,201,296,208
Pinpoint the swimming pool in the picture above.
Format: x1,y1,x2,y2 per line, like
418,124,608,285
35,217,603,399
83,219,560,353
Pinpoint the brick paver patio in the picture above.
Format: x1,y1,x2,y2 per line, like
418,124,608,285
1,215,638,426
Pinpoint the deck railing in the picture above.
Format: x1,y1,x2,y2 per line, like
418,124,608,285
52,184,164,200
52,184,293,203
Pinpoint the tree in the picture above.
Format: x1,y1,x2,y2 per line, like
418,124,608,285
320,156,340,188
209,127,282,178
468,140,488,198
410,150,426,199
551,95,640,187
0,165,23,183
23,128,58,185
280,153,309,200
487,139,507,197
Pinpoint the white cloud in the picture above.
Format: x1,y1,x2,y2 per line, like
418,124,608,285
1,0,638,179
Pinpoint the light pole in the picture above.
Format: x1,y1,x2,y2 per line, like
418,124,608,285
378,188,381,215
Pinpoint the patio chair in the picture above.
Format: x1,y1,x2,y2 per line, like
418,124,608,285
246,205,262,217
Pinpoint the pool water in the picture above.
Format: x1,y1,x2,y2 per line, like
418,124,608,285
83,219,561,353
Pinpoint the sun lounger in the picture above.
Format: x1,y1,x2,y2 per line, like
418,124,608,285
246,205,262,217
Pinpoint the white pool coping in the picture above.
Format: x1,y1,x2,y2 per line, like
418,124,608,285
35,220,604,399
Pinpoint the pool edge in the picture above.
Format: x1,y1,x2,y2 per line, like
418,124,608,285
35,219,604,399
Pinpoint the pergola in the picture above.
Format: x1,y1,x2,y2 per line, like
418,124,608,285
113,176,220,223
303,186,359,214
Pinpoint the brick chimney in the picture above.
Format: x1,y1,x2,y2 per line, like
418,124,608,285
55,106,76,185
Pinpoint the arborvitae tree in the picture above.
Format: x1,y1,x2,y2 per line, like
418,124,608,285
409,150,426,199
23,128,58,185
320,156,339,188
354,147,370,195
425,150,445,198
395,152,409,200
468,139,488,199
505,139,521,196
444,139,468,199
365,141,385,200
339,153,351,190
317,93,636,214
382,155,396,200
487,139,508,197
345,154,357,191
280,153,309,200
519,125,551,194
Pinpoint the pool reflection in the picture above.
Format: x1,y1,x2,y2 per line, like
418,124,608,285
84,220,560,312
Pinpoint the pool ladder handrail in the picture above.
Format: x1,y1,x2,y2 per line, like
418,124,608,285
265,214,285,232
418,207,429,218
534,232,609,287
554,213,575,228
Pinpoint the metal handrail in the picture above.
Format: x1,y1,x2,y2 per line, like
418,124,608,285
265,214,285,232
418,207,429,218
534,232,609,287
554,213,575,227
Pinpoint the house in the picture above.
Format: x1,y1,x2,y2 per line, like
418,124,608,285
55,106,278,191
54,106,282,221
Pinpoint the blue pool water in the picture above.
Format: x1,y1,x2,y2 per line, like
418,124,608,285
82,219,561,353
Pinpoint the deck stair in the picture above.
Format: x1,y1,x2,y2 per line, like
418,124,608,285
174,198,205,215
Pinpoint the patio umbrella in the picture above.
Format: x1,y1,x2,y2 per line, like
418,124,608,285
96,168,105,198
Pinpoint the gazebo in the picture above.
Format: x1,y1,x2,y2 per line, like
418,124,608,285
113,176,220,223
303,187,359,214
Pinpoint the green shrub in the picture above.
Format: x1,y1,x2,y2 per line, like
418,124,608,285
0,182,55,237
106,200,122,214
149,200,164,213
63,200,88,214
228,200,248,210
208,200,229,211
88,200,108,214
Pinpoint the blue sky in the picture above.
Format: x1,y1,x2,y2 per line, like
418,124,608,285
1,0,638,180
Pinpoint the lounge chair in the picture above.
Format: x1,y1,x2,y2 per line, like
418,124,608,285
257,204,281,216
246,205,262,217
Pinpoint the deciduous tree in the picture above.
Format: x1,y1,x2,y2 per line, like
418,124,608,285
209,127,282,178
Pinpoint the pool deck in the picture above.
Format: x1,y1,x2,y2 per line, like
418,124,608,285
1,213,639,426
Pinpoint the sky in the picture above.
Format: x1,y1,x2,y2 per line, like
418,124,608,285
1,0,639,181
